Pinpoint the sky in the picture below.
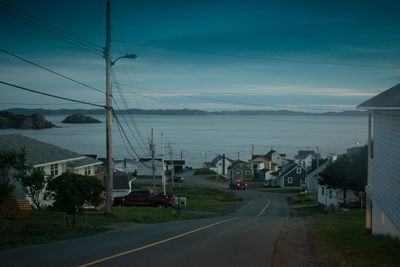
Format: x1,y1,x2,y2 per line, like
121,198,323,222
1,0,400,112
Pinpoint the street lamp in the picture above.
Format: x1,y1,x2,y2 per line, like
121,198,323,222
111,54,138,66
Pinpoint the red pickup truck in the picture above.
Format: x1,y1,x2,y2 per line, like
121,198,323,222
113,189,173,208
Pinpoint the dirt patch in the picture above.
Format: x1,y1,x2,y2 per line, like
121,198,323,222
271,217,321,267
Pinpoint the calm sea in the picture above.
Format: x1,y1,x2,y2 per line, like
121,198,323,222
0,115,367,167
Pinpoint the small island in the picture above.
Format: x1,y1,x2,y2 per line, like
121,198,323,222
0,111,56,129
62,114,102,124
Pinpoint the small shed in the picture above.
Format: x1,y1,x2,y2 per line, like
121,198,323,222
1,199,32,219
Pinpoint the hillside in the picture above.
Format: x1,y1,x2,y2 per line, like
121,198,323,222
0,111,56,129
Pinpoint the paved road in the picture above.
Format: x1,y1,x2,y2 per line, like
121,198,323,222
0,174,293,267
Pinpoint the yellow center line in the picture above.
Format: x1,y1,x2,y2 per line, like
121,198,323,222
78,217,239,267
257,198,271,217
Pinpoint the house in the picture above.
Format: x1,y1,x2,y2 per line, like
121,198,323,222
358,83,400,237
276,163,307,188
294,150,316,169
317,184,359,209
164,159,186,174
207,154,234,177
227,160,252,180
265,149,289,167
0,134,102,206
304,160,330,193
249,150,284,179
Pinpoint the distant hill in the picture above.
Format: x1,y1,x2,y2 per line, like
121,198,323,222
0,111,56,129
3,108,367,117
62,114,102,124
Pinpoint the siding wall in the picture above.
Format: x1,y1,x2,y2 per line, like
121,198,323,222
372,111,400,235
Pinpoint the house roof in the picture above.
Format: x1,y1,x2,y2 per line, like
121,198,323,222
227,160,249,170
67,156,102,169
211,155,234,164
0,134,84,166
358,83,400,110
295,150,315,160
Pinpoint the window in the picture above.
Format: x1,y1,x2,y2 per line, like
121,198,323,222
85,167,91,176
253,163,258,169
321,186,325,195
329,189,332,199
235,170,240,175
296,168,302,174
50,164,58,176
245,170,250,175
288,177,293,184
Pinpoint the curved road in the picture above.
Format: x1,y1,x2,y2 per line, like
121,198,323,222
0,173,295,267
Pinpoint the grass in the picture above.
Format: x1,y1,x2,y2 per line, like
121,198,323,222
0,185,243,249
311,209,400,266
204,175,230,183
258,188,300,193
287,193,317,205
193,168,216,175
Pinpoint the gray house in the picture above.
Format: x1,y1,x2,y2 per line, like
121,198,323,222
0,134,102,206
228,160,252,180
358,83,400,237
277,163,308,189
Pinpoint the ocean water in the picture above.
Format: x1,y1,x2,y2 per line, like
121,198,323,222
0,115,367,167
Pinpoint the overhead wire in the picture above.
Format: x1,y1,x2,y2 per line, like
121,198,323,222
114,40,400,69
0,81,105,108
0,48,105,95
0,1,102,56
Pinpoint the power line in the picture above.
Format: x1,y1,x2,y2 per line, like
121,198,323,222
0,81,105,108
0,1,102,50
0,48,105,95
114,40,399,69
0,2,102,56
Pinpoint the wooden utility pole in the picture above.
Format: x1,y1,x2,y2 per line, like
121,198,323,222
105,0,113,214
216,153,219,180
169,143,175,188
151,128,156,195
161,132,166,196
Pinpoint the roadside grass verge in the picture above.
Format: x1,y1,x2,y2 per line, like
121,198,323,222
311,209,400,266
287,193,317,205
193,168,216,175
259,188,300,193
0,185,243,249
204,176,230,183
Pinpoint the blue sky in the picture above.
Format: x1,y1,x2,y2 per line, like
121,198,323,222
1,0,399,112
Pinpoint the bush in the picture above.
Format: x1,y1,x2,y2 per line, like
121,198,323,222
194,168,216,175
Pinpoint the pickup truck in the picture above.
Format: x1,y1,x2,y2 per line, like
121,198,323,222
113,189,173,207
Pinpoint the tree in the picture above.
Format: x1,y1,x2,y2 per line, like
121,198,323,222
18,168,48,209
0,148,26,204
46,173,104,226
319,145,368,206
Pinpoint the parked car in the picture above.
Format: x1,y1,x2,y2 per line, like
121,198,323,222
113,189,173,207
229,180,247,190
167,176,184,183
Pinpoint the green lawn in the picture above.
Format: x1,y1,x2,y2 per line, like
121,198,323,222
310,209,400,266
0,185,243,249
287,193,317,205
193,168,217,175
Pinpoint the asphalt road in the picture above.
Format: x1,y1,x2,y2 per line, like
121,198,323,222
0,173,292,267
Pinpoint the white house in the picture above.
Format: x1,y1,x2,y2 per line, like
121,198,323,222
304,160,330,193
208,154,234,177
358,83,400,237
266,149,289,167
294,150,316,169
318,184,358,208
0,134,102,206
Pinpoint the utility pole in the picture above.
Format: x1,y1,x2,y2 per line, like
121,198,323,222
216,153,219,180
151,128,156,195
161,132,166,196
169,143,175,188
105,0,113,214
